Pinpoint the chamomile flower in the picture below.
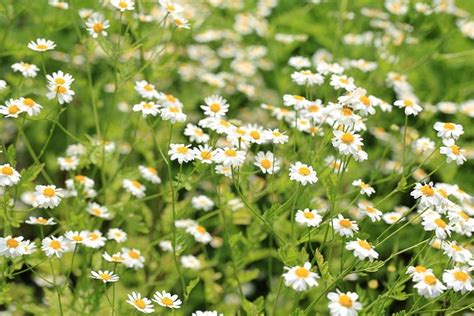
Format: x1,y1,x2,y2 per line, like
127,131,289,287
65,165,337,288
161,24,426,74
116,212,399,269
25,216,56,226
57,156,79,171
181,255,201,270
442,267,473,294
0,236,32,258
291,70,324,86
330,74,356,91
394,98,422,116
103,251,125,264
332,130,363,156
139,165,161,184
111,0,135,12
160,104,187,123
159,0,184,14
132,101,159,117
201,95,229,117
442,241,472,263
193,145,216,164
358,202,382,222
346,239,379,260
127,292,154,314
0,99,24,118
11,62,39,78
168,144,194,164
288,56,311,69
64,231,88,244
282,262,320,291
28,38,56,52
410,182,441,208
87,202,111,219
153,290,182,309
434,122,463,140
84,230,106,249
122,179,146,198
421,213,451,239
407,265,433,282
91,270,119,283
184,123,209,143
41,236,71,258
186,225,212,244
0,164,21,187
190,195,213,212
107,228,127,243
19,97,42,116
254,151,280,174
46,82,75,104
414,273,446,298
135,80,158,99
332,214,359,237
265,128,289,144
283,94,310,110
295,209,322,227
214,147,246,167
172,15,190,29
440,139,466,165
85,14,110,38
352,179,375,196
289,161,318,185
33,185,63,209
122,248,145,269
382,212,405,224
327,290,363,316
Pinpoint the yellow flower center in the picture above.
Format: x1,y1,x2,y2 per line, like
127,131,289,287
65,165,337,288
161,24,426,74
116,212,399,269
8,105,20,114
451,244,462,251
55,78,66,84
89,233,98,240
196,225,206,234
75,175,86,182
131,180,142,189
453,271,468,282
450,145,460,155
36,218,48,224
134,299,146,309
200,151,212,160
341,133,354,144
50,240,62,250
43,188,56,197
304,211,315,219
338,294,353,308
100,273,111,281
250,131,261,140
424,275,437,285
339,219,352,228
36,44,48,50
359,95,370,106
420,185,434,197
143,103,153,109
57,86,67,94
404,100,413,107
7,239,19,248
72,235,83,242
260,159,272,169
118,1,128,9
358,239,372,250
443,122,455,130
210,103,221,112
177,146,189,154
23,98,35,107
295,267,309,278
293,95,304,101
129,250,140,259
224,149,237,157
415,265,427,273
147,167,157,174
165,94,177,102
143,84,154,91
434,218,447,228
459,212,469,220
93,23,104,33
162,297,174,306
298,167,310,176
1,166,13,176
341,107,353,116
308,105,319,112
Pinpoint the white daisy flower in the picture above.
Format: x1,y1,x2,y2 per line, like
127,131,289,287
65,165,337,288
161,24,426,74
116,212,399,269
295,209,322,227
180,255,201,270
91,270,119,283
11,62,39,78
201,95,229,118
126,292,154,314
186,225,212,244
168,144,194,164
283,94,311,110
111,0,135,12
139,165,161,184
184,123,209,143
442,266,473,294
407,265,433,282
327,290,363,316
64,231,88,244
193,145,216,164
346,239,379,261
152,290,182,309
414,273,446,298
122,248,145,270
191,195,214,212
122,179,146,198
18,97,42,116
394,98,422,116
83,230,106,249
25,216,56,226
433,122,463,140
332,214,359,237
440,138,466,165
289,161,318,185
33,185,63,209
41,236,71,258
132,101,160,117
254,151,280,174
282,262,319,291
352,179,375,196
0,164,21,187
332,130,363,156
214,147,246,167
0,99,24,118
28,38,56,52
85,13,110,38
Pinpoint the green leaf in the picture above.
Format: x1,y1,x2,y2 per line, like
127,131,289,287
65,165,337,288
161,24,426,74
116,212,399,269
242,296,264,315
185,277,200,298
5,145,16,166
278,243,300,266
314,249,334,282
19,164,44,185
357,260,385,273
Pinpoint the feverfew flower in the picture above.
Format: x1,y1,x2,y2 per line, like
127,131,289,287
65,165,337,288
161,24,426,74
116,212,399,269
168,144,194,164
33,185,63,209
394,99,422,116
0,236,34,258
153,290,182,309
139,165,161,184
25,216,56,226
132,101,159,117
186,225,212,244
289,161,318,185
122,248,145,269
111,0,135,12
127,292,154,314
352,179,375,196
442,267,473,294
332,130,363,156
28,38,56,52
85,13,110,38
91,270,119,283
332,214,359,237
122,179,146,198
107,228,127,243
41,236,71,258
327,290,363,316
201,95,229,117
414,273,446,298
433,122,463,140
282,262,319,291
440,139,466,165
295,209,322,227
346,239,379,260
0,164,21,187
254,151,280,174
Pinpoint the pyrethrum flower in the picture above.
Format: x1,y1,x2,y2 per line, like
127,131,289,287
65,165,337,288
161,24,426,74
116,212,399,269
254,151,280,174
33,185,63,209
421,214,451,239
0,164,21,187
332,130,363,156
139,165,161,184
11,62,39,78
214,147,246,167
168,144,194,164
19,97,42,116
0,236,35,258
111,0,135,12
282,262,319,291
201,95,229,117
440,139,466,165
91,270,119,283
28,38,56,52
332,214,359,237
41,236,71,258
442,267,473,294
107,228,127,243
122,179,146,198
352,179,375,196
394,98,422,116
346,239,379,260
126,292,154,314
122,248,145,269
289,161,318,185
410,182,441,207
135,80,158,99
85,13,110,38
0,99,24,118
153,290,182,309
25,216,56,226
327,290,363,316
186,224,212,244
414,273,446,298
295,209,323,227
433,122,463,140
132,101,159,117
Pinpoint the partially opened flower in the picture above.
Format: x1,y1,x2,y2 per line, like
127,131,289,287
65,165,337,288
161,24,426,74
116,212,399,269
153,290,182,309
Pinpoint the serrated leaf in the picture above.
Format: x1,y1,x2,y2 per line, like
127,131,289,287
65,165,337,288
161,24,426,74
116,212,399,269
314,249,334,282
242,297,264,315
185,277,200,298
5,145,16,166
19,164,44,185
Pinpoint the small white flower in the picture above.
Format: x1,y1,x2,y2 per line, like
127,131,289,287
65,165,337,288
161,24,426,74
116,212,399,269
201,95,229,118
186,225,212,244
122,179,146,198
433,122,463,140
191,195,214,212
254,151,280,174
414,273,446,298
289,161,318,186
332,214,359,237
442,266,473,294
107,228,127,243
327,290,363,316
282,262,319,291
295,209,322,227
126,292,154,314
168,144,194,164
122,248,145,269
440,138,466,165
41,236,71,258
345,239,379,260
139,165,161,184
111,0,135,12
152,290,182,309
132,101,160,117
352,179,375,196
91,270,119,283
33,185,63,209
181,255,201,270
394,98,422,116
28,38,56,52
0,164,21,187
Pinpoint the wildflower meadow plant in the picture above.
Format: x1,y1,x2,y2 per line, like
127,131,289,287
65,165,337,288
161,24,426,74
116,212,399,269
0,0,473,315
